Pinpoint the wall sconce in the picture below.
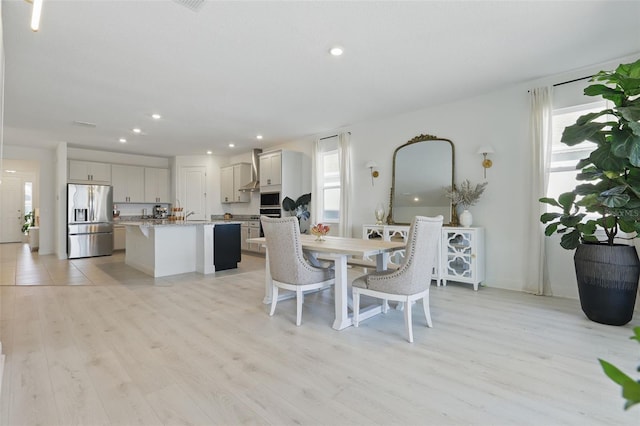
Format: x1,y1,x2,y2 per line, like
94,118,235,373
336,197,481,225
365,160,379,186
476,145,495,179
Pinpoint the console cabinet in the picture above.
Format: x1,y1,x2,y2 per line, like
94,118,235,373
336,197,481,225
442,227,485,290
362,224,485,290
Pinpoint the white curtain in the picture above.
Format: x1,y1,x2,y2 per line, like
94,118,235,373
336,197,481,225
337,132,352,237
311,133,352,237
311,138,321,225
526,87,553,296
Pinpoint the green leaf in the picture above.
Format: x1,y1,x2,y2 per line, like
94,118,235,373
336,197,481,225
561,122,608,146
295,193,311,206
560,214,586,227
558,192,576,212
539,197,561,208
560,229,581,249
599,193,630,208
589,144,628,172
576,167,602,181
544,222,559,236
618,218,637,233
629,121,640,138
584,85,624,106
540,212,562,223
576,157,592,169
581,220,598,235
282,197,296,211
617,105,640,122
599,359,633,387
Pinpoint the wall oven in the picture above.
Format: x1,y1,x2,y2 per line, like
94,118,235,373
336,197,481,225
259,192,281,236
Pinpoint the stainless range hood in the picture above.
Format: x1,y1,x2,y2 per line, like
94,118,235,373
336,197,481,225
239,148,262,192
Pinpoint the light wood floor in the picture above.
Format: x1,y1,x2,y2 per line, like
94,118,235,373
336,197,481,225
1,243,639,425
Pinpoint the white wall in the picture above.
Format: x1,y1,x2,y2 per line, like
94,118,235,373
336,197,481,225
3,145,57,255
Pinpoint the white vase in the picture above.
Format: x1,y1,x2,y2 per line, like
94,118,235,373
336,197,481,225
459,209,473,227
374,203,386,225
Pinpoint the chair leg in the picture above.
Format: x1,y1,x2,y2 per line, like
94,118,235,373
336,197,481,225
270,285,279,317
353,289,360,327
422,294,433,328
382,299,389,314
404,297,414,343
296,288,303,326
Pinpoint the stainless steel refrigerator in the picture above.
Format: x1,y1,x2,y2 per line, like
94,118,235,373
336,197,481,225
67,184,113,259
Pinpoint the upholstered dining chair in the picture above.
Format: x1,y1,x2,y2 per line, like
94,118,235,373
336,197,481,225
352,215,443,342
260,216,335,326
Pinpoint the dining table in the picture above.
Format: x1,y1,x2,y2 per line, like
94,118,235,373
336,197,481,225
248,234,406,330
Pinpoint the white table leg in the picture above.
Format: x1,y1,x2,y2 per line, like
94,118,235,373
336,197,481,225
262,248,273,304
332,255,351,330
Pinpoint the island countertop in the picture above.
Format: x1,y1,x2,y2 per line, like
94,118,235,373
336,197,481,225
117,220,242,228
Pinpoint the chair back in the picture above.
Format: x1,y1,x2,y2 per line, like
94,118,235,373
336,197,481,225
260,216,329,285
393,215,443,293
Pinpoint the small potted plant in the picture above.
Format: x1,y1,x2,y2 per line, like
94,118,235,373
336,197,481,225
443,179,488,227
283,193,311,233
539,58,640,325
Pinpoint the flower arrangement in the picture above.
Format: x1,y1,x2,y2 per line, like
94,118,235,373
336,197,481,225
443,179,488,209
310,223,330,241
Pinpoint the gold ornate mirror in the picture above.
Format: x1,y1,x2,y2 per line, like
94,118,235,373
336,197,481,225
387,134,455,225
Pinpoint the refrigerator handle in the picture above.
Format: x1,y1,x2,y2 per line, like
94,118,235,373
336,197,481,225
89,186,95,222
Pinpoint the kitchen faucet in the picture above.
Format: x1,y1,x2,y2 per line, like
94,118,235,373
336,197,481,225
185,211,196,219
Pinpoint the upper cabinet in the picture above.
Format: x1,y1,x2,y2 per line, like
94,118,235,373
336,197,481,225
220,163,251,203
259,150,302,193
68,160,111,184
144,168,170,203
112,165,145,203
259,151,282,188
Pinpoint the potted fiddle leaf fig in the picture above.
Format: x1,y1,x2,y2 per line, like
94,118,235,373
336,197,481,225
539,58,640,326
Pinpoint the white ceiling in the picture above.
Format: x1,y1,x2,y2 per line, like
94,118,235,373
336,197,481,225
3,0,640,158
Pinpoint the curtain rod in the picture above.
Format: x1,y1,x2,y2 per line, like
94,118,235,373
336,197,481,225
553,75,593,87
319,132,351,141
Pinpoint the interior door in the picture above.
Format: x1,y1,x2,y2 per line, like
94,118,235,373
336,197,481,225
0,176,25,242
181,166,206,220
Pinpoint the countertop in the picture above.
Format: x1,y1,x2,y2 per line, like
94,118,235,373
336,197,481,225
117,219,242,228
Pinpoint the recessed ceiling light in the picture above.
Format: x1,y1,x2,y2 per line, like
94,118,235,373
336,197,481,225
5,170,16,173
151,114,161,120
329,46,344,56
228,143,235,148
256,135,263,140
206,150,212,155
119,138,127,143
133,128,141,134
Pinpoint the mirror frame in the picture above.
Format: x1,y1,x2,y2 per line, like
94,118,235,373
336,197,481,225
387,133,455,225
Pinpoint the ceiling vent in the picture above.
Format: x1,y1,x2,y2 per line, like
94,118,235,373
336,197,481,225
172,0,205,12
72,120,97,128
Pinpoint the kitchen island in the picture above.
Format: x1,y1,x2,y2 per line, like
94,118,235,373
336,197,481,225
121,220,242,277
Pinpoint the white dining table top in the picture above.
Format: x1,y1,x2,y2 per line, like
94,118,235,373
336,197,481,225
248,234,405,257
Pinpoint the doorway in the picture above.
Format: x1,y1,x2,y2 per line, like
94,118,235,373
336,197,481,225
0,160,39,243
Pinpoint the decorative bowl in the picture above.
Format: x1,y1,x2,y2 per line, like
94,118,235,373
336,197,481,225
311,224,330,241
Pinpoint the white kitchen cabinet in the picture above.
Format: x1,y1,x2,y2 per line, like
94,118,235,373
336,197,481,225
259,151,282,188
113,225,126,250
442,227,485,291
68,160,111,183
241,220,262,253
144,168,170,203
220,163,251,203
112,164,145,203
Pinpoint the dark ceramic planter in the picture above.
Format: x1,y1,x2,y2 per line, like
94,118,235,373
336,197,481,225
574,244,640,326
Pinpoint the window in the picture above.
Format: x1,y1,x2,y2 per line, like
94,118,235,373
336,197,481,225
24,181,33,215
320,149,340,222
547,101,607,211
